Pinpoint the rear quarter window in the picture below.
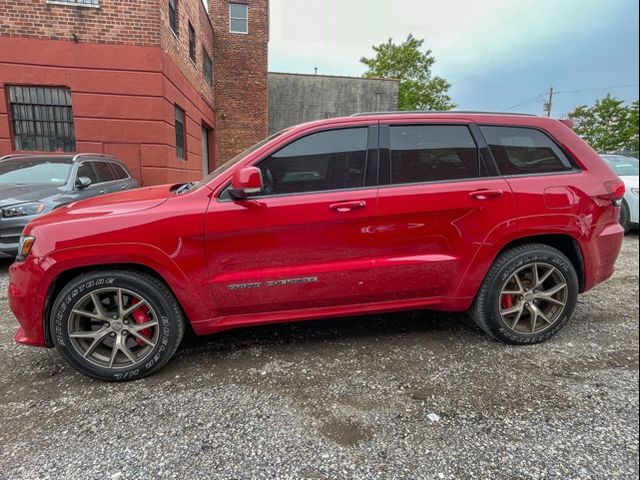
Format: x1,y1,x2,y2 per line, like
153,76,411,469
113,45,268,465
480,126,573,175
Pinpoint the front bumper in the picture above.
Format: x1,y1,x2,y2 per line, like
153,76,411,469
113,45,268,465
8,257,50,348
0,215,33,257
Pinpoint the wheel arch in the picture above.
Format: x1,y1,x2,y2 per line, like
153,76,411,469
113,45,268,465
496,234,585,292
43,262,197,348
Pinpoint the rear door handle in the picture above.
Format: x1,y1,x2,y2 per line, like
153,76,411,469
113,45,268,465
469,189,503,200
121,185,128,190
99,189,106,195
329,201,366,212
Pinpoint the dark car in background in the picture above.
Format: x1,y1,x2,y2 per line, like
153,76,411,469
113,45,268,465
0,154,139,257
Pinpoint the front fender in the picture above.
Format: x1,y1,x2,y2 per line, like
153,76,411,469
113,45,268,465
41,243,214,326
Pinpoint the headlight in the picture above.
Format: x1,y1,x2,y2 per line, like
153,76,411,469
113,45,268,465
632,188,639,196
17,235,35,259
1,202,45,218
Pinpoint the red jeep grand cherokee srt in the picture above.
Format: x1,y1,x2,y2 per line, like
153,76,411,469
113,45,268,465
9,112,625,381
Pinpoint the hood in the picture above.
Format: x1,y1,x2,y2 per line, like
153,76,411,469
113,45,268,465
0,184,63,206
28,184,174,228
619,175,639,189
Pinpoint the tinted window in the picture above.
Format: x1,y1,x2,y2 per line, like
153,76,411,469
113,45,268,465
258,128,368,195
76,162,99,184
389,125,480,184
94,161,116,183
480,126,572,175
111,164,129,180
188,23,196,63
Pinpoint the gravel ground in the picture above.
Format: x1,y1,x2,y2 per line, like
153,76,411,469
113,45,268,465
0,236,638,480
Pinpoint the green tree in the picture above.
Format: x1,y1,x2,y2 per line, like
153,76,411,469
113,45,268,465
360,35,456,111
568,95,639,153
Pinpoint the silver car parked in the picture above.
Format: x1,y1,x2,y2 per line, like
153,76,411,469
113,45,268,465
0,153,140,257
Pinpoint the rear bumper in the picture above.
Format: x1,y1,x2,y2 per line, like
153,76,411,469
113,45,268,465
581,222,625,292
8,257,50,348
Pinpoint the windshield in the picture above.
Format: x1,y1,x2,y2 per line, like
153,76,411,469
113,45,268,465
0,159,72,185
191,130,287,189
601,155,639,176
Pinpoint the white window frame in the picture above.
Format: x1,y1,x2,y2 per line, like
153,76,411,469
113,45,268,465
46,0,100,8
229,3,249,35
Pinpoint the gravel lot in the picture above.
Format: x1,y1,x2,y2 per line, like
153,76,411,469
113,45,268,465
0,236,638,480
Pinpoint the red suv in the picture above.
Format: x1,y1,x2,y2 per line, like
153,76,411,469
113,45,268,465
8,113,625,381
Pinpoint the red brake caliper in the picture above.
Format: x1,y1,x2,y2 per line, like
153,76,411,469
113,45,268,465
501,294,515,310
129,298,152,346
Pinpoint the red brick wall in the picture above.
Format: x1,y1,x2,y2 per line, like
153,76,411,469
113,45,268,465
209,0,269,165
0,36,215,185
160,0,215,106
0,0,161,47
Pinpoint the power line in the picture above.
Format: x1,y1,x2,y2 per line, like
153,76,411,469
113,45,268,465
504,92,546,112
554,83,639,95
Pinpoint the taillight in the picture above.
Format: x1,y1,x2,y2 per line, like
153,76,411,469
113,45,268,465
603,179,626,206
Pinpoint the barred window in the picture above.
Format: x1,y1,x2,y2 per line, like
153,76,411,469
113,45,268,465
169,0,178,35
175,106,186,160
203,49,213,85
188,23,196,63
46,0,100,7
8,86,76,152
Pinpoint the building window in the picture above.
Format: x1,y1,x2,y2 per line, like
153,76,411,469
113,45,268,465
168,0,178,36
229,3,248,34
203,48,213,85
175,106,186,160
188,23,196,63
8,86,76,152
46,0,100,7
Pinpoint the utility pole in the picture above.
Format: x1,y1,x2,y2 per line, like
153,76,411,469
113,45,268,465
543,87,554,117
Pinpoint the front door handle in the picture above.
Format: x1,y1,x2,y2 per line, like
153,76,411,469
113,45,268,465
469,189,503,200
329,201,366,212
99,189,107,195
121,185,128,190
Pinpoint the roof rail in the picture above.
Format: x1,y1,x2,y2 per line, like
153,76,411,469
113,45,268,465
0,153,119,163
350,110,538,117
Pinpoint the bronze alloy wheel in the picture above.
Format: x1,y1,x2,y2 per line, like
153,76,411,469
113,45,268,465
498,262,569,334
67,287,160,369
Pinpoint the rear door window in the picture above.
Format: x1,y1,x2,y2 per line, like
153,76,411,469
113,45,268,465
93,161,117,183
111,163,129,180
479,126,573,175
389,125,480,184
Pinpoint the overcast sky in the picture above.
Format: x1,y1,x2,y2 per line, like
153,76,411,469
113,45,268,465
267,0,639,117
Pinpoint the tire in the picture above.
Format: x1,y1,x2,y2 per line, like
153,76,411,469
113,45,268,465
619,199,631,233
471,243,579,345
50,270,185,381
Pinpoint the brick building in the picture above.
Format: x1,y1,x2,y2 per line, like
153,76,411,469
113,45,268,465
0,0,268,185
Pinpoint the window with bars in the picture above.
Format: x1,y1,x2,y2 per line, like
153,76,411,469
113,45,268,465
229,3,248,34
169,0,178,36
188,23,196,63
203,49,213,85
8,86,76,152
46,0,100,7
175,106,186,160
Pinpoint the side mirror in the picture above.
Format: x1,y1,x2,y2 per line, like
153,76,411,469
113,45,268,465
229,167,263,200
76,176,92,189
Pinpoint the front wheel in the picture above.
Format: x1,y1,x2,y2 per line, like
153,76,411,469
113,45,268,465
471,244,579,344
50,270,185,381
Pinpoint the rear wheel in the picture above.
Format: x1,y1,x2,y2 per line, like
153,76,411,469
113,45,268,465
471,244,579,344
50,270,185,381
619,199,631,233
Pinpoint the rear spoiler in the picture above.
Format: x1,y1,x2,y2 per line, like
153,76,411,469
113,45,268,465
559,118,575,129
